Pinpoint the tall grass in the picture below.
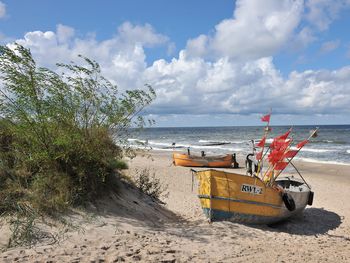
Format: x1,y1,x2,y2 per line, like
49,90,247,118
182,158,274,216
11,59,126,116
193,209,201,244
0,44,155,246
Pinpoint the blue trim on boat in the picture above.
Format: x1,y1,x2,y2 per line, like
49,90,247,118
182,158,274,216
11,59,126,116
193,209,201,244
198,194,283,209
202,208,284,224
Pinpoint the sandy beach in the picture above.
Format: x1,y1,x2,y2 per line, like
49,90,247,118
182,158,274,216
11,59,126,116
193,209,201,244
1,150,350,262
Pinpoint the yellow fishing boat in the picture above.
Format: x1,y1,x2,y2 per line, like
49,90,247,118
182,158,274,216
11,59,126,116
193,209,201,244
173,152,235,168
192,113,317,224
195,169,313,224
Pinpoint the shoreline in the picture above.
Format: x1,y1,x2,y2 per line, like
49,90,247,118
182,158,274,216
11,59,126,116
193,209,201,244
136,147,350,167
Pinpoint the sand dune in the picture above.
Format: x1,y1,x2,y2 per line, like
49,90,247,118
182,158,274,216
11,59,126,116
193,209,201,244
1,150,350,262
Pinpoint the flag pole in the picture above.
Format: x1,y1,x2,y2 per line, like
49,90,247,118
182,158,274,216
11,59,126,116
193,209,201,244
271,127,319,184
256,109,272,177
288,160,311,189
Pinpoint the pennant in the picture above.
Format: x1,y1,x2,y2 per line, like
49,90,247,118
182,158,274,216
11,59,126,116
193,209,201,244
296,139,308,148
268,137,291,165
270,138,290,151
256,150,263,161
276,128,292,141
268,151,284,165
274,161,288,170
261,114,271,122
256,136,266,148
284,150,298,158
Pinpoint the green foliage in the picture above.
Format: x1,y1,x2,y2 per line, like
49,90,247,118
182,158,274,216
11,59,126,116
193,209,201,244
0,43,155,245
134,168,168,201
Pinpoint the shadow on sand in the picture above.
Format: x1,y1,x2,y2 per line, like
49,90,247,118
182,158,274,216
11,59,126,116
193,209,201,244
81,178,346,241
266,208,344,236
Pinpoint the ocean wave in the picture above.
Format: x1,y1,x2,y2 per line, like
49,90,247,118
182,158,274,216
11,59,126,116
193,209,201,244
127,138,147,144
347,150,350,154
290,147,335,153
198,139,214,143
198,139,245,144
313,139,348,145
148,141,173,147
254,138,273,144
301,148,335,153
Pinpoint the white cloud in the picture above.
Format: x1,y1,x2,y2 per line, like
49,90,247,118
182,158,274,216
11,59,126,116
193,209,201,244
305,0,350,31
5,0,350,124
284,0,350,52
117,22,169,48
285,67,350,114
291,27,317,51
0,1,6,18
56,24,75,43
12,22,171,90
186,0,304,60
8,22,350,119
145,52,350,116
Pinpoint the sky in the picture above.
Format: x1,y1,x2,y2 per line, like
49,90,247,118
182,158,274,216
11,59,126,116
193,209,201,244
1,0,350,127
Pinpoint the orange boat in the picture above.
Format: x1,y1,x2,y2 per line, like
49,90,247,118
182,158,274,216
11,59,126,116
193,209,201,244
173,152,235,168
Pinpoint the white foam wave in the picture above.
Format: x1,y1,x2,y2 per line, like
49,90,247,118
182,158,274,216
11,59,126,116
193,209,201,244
231,140,246,144
148,141,173,147
127,138,147,144
199,139,247,144
347,150,350,154
301,148,334,153
253,138,273,144
290,147,334,153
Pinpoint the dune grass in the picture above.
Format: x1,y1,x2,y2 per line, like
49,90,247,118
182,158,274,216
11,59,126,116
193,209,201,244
0,44,155,247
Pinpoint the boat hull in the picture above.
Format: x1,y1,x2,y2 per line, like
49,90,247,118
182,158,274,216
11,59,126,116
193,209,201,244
173,153,233,168
196,170,310,224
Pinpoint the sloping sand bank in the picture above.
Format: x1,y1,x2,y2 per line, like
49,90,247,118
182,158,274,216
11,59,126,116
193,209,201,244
1,151,350,262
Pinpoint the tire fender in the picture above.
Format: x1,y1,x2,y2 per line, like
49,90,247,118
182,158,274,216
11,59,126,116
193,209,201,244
308,191,314,206
282,192,296,211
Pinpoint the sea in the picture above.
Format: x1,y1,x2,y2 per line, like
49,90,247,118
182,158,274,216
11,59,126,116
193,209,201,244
128,125,350,165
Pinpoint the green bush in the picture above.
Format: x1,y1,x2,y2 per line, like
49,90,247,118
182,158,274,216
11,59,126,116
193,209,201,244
134,168,168,201
0,43,155,245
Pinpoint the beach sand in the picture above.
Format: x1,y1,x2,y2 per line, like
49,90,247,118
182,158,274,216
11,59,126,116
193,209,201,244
1,150,350,262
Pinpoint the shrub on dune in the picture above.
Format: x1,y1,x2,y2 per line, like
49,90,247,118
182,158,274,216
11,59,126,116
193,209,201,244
0,44,155,246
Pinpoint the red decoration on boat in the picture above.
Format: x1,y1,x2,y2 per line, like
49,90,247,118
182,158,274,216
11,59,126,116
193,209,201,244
256,150,263,161
261,114,271,122
284,150,298,158
275,128,292,141
256,136,266,148
296,139,308,148
274,161,289,170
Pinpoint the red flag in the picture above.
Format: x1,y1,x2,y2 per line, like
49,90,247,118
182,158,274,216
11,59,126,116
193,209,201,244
274,161,288,170
256,150,263,161
284,150,298,158
268,138,291,165
276,128,292,140
267,149,285,165
261,114,271,122
271,138,290,151
256,136,266,148
296,139,308,148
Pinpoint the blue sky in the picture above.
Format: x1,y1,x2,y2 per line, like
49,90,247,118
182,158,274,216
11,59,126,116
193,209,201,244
1,0,350,126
